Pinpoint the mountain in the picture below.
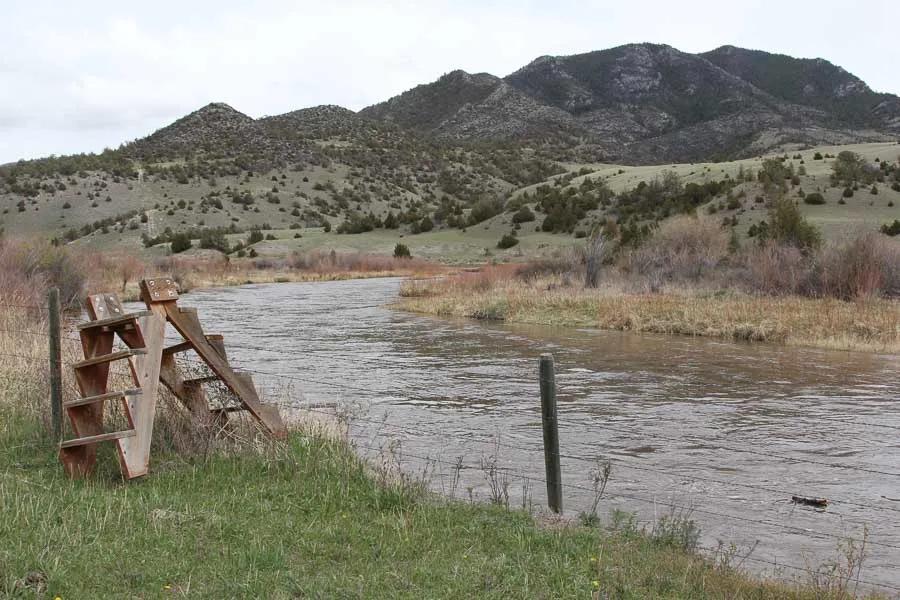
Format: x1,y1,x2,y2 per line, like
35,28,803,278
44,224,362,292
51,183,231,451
700,45,895,128
361,43,900,162
1,42,898,256
124,103,256,161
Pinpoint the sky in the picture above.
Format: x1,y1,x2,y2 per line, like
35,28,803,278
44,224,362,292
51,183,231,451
0,0,895,164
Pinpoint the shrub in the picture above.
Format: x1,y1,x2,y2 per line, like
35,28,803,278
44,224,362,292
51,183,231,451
843,187,854,198
816,233,900,299
468,197,504,226
881,220,900,236
813,152,823,160
393,243,411,259
624,216,729,283
199,229,230,253
416,216,434,233
515,255,577,282
497,233,519,249
247,229,264,245
871,185,879,195
744,242,811,296
169,233,192,254
832,151,869,185
803,193,826,205
511,205,535,224
2,238,86,306
766,198,822,252
584,232,608,288
891,182,900,192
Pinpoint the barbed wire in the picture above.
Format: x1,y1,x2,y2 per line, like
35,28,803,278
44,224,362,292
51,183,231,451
345,438,900,554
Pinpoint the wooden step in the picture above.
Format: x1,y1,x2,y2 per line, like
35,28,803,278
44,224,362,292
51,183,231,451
163,334,225,357
73,349,146,370
64,388,141,409
60,429,136,449
183,375,219,386
77,311,151,333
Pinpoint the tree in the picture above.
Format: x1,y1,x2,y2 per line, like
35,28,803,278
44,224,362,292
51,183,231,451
584,230,607,288
169,233,192,254
803,192,826,205
393,243,411,259
200,228,230,253
416,216,434,233
247,229,264,245
512,205,535,224
880,219,900,236
766,198,821,252
497,233,519,249
832,151,868,186
117,255,144,292
758,158,790,196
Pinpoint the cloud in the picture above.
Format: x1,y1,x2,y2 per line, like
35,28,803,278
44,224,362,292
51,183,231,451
0,0,896,163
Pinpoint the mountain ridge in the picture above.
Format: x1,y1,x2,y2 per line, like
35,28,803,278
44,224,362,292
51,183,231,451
360,42,898,162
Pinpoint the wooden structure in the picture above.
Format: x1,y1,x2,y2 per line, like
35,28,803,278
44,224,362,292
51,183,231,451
59,277,286,479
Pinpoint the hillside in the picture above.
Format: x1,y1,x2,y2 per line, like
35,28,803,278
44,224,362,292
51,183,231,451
0,43,898,262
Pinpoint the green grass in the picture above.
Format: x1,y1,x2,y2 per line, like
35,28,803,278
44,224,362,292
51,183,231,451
0,405,868,599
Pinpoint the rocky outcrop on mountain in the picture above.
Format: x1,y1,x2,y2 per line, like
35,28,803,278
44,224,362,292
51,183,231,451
114,43,900,166
700,45,897,129
361,43,900,162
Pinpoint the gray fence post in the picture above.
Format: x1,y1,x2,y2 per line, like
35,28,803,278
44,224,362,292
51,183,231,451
539,353,562,513
48,287,62,443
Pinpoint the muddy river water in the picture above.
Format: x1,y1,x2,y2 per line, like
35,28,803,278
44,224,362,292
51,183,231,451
167,277,900,591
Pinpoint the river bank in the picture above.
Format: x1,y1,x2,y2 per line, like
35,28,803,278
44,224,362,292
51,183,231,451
396,272,900,353
2,278,896,596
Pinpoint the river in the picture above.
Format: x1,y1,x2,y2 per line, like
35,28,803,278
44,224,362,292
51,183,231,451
162,277,900,592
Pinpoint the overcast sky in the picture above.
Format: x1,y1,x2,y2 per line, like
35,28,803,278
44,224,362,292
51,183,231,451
0,0,895,164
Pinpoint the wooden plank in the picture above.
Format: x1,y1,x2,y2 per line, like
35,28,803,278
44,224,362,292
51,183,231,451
77,310,151,331
63,388,140,409
73,349,146,370
140,277,179,303
116,312,167,479
159,302,286,437
86,293,127,321
163,334,224,357
60,429,135,449
61,329,115,478
182,375,220,386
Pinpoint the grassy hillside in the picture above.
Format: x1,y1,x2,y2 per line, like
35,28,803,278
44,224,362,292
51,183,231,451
1,140,898,265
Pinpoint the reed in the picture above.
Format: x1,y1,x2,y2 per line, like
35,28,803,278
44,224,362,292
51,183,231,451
397,273,900,353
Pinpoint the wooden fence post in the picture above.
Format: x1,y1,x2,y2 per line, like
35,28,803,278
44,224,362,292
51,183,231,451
539,353,562,513
48,287,63,443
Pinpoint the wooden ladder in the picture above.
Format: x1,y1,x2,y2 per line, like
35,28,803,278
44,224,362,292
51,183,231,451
59,279,286,479
59,293,166,479
141,278,286,438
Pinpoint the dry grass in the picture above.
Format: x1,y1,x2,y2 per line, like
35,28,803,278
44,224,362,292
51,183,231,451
87,250,445,301
398,273,900,353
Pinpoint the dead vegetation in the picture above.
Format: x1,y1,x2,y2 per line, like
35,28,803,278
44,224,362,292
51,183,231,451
398,219,900,352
